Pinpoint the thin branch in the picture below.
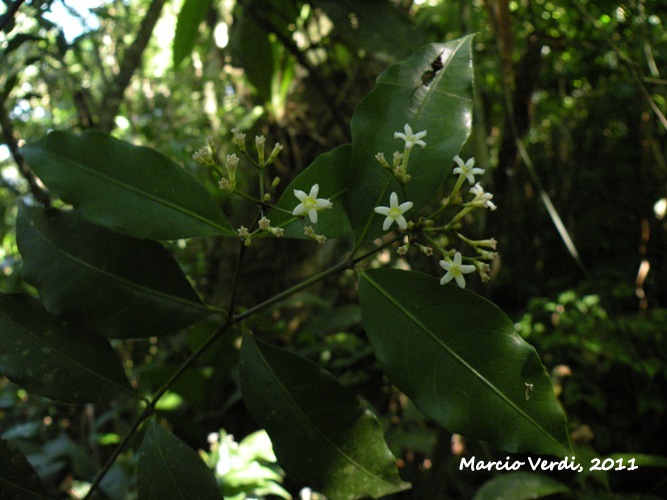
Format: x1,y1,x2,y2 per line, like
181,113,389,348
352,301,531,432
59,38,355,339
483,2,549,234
83,234,403,497
82,195,412,499
98,0,166,131
0,102,50,206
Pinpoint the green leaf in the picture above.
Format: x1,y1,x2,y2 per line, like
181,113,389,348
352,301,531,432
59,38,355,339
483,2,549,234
16,203,214,338
473,472,570,500
239,334,409,498
269,144,353,239
0,293,136,403
0,438,51,499
173,0,212,68
358,268,571,457
345,36,475,245
138,419,221,500
21,130,233,240
228,6,273,101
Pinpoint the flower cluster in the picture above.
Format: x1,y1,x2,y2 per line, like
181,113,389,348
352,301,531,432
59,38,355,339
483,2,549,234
371,124,499,288
197,124,498,285
196,130,289,245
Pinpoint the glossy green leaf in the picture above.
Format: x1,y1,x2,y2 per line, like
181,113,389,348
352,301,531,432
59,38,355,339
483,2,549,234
358,268,571,457
21,130,233,240
0,438,50,499
173,0,212,68
473,472,570,500
269,144,352,239
240,334,409,498
345,36,474,244
16,203,215,338
0,293,136,403
138,419,221,499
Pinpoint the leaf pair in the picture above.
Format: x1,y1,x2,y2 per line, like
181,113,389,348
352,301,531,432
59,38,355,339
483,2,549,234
237,264,572,500
271,36,476,245
346,35,475,245
135,335,410,500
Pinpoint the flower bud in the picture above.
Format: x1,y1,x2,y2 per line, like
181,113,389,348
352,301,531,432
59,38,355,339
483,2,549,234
231,127,246,151
255,135,266,166
267,143,284,165
225,154,240,188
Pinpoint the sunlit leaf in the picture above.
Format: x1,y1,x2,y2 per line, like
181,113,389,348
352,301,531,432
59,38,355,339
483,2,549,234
240,334,409,498
0,293,136,403
138,419,221,499
21,130,233,240
358,268,571,457
0,438,50,499
345,36,474,245
17,203,214,338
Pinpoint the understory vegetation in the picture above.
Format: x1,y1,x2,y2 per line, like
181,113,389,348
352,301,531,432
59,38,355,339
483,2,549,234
1,0,666,498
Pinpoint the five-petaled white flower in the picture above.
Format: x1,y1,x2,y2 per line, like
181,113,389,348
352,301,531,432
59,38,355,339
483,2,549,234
469,183,497,211
394,124,427,150
453,155,485,185
439,252,476,288
374,192,414,231
292,184,333,224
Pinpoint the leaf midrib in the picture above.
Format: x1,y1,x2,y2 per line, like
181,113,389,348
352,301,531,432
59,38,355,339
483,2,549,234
353,37,473,247
29,146,230,235
251,338,397,488
27,217,212,315
0,477,50,499
361,271,567,453
0,309,135,400
151,423,191,500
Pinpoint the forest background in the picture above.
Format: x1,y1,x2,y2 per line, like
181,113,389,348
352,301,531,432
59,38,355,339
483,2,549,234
1,0,667,498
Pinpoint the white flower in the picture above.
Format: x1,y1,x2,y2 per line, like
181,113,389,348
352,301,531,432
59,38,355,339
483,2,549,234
394,124,427,150
374,192,414,231
440,252,476,288
292,184,333,224
453,155,485,185
469,183,497,211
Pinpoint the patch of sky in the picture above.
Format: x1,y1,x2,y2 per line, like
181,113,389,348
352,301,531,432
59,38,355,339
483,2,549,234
42,0,108,43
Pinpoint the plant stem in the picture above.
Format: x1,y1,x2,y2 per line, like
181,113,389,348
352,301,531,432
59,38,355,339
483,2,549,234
233,258,353,322
85,235,399,498
83,406,152,499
